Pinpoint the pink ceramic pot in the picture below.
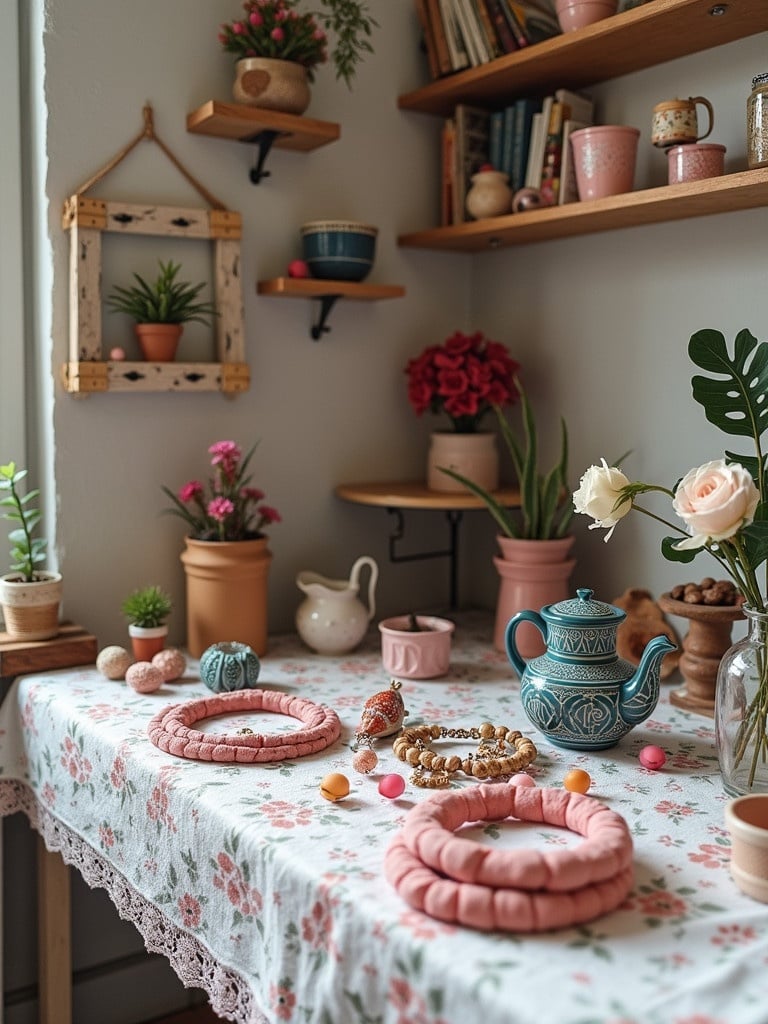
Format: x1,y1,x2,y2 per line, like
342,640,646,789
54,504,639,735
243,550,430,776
379,615,454,679
555,0,617,32
725,795,768,902
570,125,641,201
667,142,726,184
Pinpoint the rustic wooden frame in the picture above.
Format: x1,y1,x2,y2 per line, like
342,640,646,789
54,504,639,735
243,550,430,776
61,195,249,395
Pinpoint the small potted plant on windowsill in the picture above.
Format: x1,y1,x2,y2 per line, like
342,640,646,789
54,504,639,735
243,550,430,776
0,461,62,642
121,585,173,661
106,259,217,362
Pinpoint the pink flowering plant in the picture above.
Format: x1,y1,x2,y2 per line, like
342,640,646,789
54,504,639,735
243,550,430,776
219,0,377,86
162,441,281,542
574,328,768,789
405,330,521,434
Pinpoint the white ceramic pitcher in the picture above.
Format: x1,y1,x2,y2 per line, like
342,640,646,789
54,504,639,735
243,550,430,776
295,555,378,655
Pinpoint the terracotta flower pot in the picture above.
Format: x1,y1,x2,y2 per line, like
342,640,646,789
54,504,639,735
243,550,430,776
134,323,183,362
180,537,272,658
128,624,168,662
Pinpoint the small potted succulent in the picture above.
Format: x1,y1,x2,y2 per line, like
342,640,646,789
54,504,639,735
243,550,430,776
106,259,217,362
219,0,378,113
0,461,62,641
121,584,173,661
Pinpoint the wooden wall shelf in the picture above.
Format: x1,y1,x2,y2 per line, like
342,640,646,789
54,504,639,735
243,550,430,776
257,278,406,339
398,0,768,118
398,168,768,252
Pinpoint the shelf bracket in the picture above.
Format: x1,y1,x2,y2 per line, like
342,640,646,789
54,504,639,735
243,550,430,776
386,508,464,610
310,294,342,340
247,129,283,185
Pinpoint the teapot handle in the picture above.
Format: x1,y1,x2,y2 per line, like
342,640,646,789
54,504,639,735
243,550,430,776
350,556,378,622
505,610,547,679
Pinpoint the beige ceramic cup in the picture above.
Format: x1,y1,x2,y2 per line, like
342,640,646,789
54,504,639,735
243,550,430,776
651,96,714,148
725,794,768,902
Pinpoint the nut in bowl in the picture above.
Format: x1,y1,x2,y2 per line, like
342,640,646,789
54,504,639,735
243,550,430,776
379,614,454,679
301,220,377,282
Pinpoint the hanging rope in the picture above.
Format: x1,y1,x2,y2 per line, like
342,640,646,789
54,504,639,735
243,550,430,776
71,103,227,211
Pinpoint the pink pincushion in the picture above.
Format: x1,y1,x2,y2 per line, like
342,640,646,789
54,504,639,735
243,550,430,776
385,784,634,932
147,689,341,763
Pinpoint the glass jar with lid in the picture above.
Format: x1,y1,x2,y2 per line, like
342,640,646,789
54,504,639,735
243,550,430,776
747,72,768,169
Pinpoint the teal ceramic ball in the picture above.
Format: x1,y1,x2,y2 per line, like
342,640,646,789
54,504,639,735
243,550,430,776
300,220,377,282
199,641,261,693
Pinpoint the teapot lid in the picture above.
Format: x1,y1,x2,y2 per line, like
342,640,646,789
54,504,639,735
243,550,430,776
544,588,625,625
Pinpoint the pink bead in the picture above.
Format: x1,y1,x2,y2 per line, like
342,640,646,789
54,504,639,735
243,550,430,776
511,772,536,787
109,346,126,361
125,661,164,694
378,773,406,799
639,745,667,771
352,748,378,774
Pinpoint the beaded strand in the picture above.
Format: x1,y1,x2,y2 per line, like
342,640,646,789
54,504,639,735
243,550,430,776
392,723,537,788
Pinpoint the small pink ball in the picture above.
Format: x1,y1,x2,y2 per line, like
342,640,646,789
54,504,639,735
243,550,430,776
511,772,536,787
109,346,126,361
125,661,164,694
152,647,187,682
352,749,378,775
639,744,667,771
378,773,406,799
287,259,310,279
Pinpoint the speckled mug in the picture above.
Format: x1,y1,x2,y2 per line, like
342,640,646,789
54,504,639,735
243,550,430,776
570,125,641,201
651,96,714,148
667,142,725,184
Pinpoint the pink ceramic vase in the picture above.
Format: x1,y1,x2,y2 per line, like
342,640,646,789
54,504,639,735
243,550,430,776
570,125,641,201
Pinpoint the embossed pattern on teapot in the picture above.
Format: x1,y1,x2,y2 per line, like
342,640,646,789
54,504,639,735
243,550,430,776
505,588,676,750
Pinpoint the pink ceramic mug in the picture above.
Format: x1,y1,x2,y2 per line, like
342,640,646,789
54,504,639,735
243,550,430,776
725,794,768,903
667,142,725,184
570,125,641,201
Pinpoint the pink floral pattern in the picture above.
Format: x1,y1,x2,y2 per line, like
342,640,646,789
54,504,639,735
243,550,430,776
0,613,766,1024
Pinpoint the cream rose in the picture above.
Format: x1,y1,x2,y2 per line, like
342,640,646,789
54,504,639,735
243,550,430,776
672,459,760,550
573,459,632,541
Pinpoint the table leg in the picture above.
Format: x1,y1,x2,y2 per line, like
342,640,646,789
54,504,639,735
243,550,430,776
386,509,464,609
37,835,71,1024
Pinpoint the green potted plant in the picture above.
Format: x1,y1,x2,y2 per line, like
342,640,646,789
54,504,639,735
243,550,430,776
106,259,217,363
219,0,378,113
0,461,62,641
439,377,576,655
121,584,173,661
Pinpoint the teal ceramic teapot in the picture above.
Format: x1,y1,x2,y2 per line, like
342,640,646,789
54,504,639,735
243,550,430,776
505,588,676,750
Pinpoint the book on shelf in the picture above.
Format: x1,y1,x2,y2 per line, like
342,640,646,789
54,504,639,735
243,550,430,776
482,0,519,53
539,100,566,205
524,94,553,188
505,0,561,43
425,0,454,74
441,118,456,224
498,0,529,47
498,104,516,181
554,87,595,126
439,0,470,70
473,0,504,59
559,118,590,205
413,0,441,79
490,109,505,171
453,104,492,223
452,0,490,66
509,96,542,193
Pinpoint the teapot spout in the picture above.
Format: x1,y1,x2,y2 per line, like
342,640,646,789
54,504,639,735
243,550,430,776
619,635,677,726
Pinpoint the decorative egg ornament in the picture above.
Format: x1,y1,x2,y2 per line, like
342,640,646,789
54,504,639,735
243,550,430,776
320,772,350,802
563,768,592,794
639,745,667,771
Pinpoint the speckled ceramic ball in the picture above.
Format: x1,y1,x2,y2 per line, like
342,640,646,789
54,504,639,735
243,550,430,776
125,661,164,694
352,749,378,775
96,645,133,680
511,772,536,787
152,647,187,682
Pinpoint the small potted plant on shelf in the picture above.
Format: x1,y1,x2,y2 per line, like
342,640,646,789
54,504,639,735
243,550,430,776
0,461,62,642
219,0,378,113
121,584,173,661
439,377,576,654
106,259,218,363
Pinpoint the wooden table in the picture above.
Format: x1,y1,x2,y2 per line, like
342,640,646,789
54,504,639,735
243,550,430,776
335,481,520,608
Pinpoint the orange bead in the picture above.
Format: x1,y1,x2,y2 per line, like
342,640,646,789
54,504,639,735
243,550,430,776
563,768,591,794
319,772,350,802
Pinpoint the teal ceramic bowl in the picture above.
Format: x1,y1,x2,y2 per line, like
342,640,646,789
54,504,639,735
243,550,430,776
301,220,378,282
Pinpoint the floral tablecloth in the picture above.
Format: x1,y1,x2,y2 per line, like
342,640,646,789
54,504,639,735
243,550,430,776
0,614,766,1024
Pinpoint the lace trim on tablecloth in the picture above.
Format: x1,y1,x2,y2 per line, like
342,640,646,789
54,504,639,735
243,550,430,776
0,779,269,1024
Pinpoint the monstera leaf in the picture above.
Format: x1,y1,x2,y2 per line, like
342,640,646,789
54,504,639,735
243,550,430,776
689,328,768,440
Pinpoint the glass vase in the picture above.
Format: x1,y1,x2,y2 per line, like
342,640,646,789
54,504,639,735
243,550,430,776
715,607,768,796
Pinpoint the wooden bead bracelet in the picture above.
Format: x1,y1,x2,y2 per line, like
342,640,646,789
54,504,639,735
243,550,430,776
392,722,537,788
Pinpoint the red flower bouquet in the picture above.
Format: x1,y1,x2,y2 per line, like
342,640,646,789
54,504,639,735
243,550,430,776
405,331,520,433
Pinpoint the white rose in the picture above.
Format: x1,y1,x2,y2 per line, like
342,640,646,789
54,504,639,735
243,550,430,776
573,459,632,541
672,459,760,550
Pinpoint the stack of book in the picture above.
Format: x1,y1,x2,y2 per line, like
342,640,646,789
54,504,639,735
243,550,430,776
414,0,561,79
442,88,594,225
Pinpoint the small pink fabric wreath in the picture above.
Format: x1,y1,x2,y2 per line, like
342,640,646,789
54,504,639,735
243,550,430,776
384,784,634,932
147,689,341,763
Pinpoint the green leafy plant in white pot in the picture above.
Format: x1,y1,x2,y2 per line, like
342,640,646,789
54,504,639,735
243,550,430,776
440,377,576,655
0,462,62,641
106,259,217,362
121,584,173,661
